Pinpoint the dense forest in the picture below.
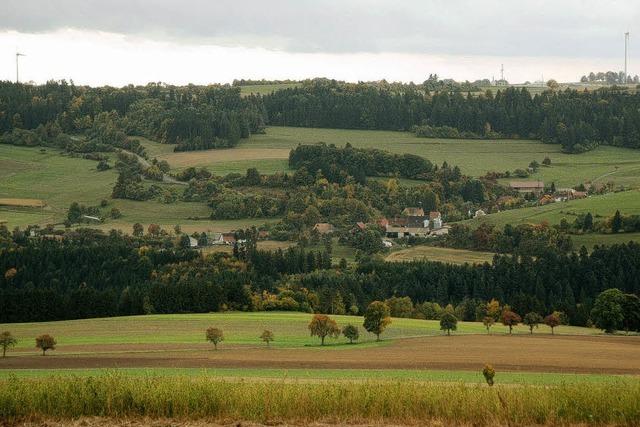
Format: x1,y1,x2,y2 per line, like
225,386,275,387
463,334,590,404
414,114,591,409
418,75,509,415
2,79,640,154
262,79,640,153
1,226,639,327
0,81,265,153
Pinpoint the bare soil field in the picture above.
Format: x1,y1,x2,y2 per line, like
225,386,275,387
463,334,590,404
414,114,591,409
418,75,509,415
0,198,46,207
3,335,639,375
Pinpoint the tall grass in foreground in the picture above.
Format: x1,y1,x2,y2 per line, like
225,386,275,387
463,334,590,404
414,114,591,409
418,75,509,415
0,375,639,425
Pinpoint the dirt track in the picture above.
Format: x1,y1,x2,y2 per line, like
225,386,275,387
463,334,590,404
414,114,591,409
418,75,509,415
2,335,639,375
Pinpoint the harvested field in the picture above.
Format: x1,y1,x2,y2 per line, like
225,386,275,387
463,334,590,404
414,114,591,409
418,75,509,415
2,335,639,375
386,246,496,264
156,148,291,169
0,198,46,207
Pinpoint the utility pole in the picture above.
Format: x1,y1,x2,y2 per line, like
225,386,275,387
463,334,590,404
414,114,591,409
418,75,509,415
624,32,629,84
16,52,26,83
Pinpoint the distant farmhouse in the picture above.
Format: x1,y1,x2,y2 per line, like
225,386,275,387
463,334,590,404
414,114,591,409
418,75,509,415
384,207,447,239
509,181,545,195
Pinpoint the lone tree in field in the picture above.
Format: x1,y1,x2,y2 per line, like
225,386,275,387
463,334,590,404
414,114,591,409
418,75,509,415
35,334,56,356
342,324,359,344
206,327,224,350
591,288,626,333
440,312,458,336
543,312,561,335
501,309,521,335
308,314,340,345
523,312,543,334
482,316,495,334
0,331,17,357
363,301,392,341
260,329,274,347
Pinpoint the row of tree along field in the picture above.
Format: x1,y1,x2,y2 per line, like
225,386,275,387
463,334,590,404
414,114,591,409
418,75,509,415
1,228,639,330
2,289,635,359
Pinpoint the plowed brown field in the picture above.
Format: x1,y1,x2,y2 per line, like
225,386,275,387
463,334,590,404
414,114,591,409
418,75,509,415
3,335,639,375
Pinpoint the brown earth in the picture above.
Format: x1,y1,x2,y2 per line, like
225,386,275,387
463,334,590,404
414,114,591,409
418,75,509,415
2,335,639,375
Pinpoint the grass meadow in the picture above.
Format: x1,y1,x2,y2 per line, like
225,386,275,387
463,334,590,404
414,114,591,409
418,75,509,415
0,312,602,351
1,374,638,425
144,126,640,189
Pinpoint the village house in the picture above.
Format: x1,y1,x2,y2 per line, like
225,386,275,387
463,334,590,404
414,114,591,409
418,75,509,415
509,181,545,195
188,236,199,248
222,232,236,245
429,211,443,229
401,207,425,217
206,232,225,245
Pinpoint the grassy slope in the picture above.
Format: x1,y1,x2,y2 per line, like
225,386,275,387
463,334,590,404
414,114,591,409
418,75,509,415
1,312,602,351
146,126,640,189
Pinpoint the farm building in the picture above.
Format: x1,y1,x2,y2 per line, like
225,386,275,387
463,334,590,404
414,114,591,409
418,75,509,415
386,226,431,238
222,232,236,245
509,181,545,194
206,232,225,245
188,236,199,248
401,207,425,217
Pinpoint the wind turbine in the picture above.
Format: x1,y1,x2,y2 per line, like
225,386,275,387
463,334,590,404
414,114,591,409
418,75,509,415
16,52,26,83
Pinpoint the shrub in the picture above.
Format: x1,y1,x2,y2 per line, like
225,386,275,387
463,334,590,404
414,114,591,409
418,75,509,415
342,324,359,344
482,364,496,386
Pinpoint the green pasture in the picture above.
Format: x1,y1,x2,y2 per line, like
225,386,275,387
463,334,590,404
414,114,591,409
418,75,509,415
1,312,601,351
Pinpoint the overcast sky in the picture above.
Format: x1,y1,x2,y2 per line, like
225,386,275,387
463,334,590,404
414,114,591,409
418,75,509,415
0,0,637,86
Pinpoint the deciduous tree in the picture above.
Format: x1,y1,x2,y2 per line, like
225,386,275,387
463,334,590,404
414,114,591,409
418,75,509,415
206,327,224,350
543,313,561,335
35,334,56,356
308,314,340,345
591,289,625,333
440,312,458,336
342,324,359,344
363,301,392,341
523,312,543,334
0,331,17,357
260,329,274,347
501,309,521,334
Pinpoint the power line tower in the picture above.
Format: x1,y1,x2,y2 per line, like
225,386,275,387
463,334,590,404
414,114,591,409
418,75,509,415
624,32,630,84
500,64,504,82
16,52,26,83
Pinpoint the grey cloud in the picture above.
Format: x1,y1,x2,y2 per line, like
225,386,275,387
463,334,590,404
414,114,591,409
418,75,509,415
1,0,638,58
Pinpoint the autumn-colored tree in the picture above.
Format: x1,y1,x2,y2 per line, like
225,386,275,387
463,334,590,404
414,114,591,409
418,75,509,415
486,299,501,320
523,312,543,334
543,313,561,335
308,314,340,345
501,309,521,334
482,364,496,386
260,329,274,347
342,324,359,344
206,327,224,350
363,301,392,341
147,223,161,237
0,331,17,357
35,334,56,356
482,316,495,334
